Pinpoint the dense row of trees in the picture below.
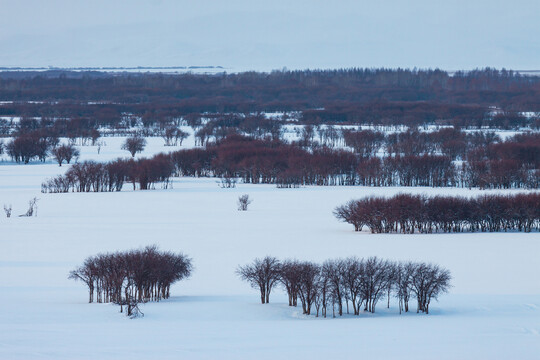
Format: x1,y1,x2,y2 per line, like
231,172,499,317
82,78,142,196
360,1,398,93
237,256,451,316
1,68,538,131
465,133,540,189
69,246,192,306
38,133,538,191
7,123,538,190
171,135,538,189
41,154,174,193
334,193,540,233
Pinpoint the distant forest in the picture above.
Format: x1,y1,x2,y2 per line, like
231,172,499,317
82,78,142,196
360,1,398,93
3,68,539,191
1,68,539,129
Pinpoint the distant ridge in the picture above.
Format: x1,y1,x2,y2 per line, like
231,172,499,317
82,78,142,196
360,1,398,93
0,66,227,74
1,67,539,77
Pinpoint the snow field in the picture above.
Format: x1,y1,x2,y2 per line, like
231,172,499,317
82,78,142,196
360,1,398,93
0,138,539,359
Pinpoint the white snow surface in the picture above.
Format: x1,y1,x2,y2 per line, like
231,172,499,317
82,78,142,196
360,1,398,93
1,139,539,359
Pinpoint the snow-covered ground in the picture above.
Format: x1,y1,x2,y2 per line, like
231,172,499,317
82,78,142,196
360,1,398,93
1,139,539,359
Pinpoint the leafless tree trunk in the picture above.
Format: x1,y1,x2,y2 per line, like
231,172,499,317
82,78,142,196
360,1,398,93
237,256,281,304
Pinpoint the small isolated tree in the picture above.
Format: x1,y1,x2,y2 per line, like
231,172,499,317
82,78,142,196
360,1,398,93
19,197,38,217
3,204,12,218
52,144,80,166
236,256,281,304
237,194,252,211
51,147,66,166
122,136,147,157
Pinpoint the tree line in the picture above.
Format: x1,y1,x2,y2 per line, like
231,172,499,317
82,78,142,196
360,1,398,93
41,154,174,193
334,193,540,234
1,68,539,130
237,256,451,316
69,246,192,306
172,135,538,189
40,133,538,192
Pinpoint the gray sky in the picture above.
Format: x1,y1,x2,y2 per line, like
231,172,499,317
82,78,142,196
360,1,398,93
1,0,538,70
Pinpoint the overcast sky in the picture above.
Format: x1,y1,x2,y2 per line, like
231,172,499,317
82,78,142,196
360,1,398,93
1,0,538,71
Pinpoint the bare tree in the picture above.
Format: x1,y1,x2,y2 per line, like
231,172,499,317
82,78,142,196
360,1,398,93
361,257,392,313
122,136,147,157
237,194,252,211
236,256,281,304
396,261,416,314
51,144,80,166
69,258,97,303
340,257,364,315
19,197,39,217
334,200,365,232
3,204,12,218
296,261,320,315
322,259,345,316
315,269,330,317
386,262,398,309
279,260,300,306
410,263,452,314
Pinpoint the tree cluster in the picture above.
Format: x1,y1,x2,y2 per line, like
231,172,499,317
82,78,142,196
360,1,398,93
335,193,540,233
162,126,189,146
237,256,451,316
5,131,52,163
193,113,283,146
41,154,174,193
69,246,192,305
